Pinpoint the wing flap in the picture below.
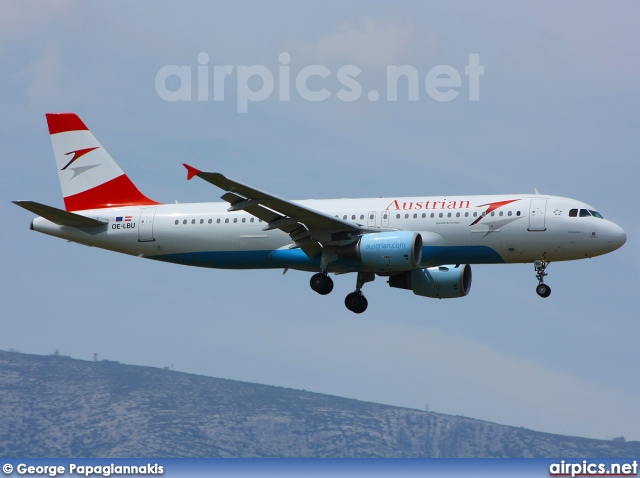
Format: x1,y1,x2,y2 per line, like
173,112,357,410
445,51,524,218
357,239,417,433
13,200,108,228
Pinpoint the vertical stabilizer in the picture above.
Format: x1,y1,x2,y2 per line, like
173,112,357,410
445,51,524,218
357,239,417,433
46,113,159,211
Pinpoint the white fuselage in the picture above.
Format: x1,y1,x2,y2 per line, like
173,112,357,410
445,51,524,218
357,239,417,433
31,194,627,273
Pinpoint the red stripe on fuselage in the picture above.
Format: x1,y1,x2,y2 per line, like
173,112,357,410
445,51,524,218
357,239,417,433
46,113,89,135
63,174,160,211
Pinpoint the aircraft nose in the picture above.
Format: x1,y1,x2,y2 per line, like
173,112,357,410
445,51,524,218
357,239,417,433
607,221,626,251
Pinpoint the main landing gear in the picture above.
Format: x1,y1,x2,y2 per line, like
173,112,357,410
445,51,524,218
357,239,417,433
309,271,374,314
310,272,333,295
345,292,367,314
534,260,551,298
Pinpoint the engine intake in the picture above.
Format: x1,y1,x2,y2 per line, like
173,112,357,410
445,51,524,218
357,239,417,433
337,231,423,272
388,264,472,298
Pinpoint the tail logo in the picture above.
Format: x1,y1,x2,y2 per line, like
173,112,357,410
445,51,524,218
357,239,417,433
61,147,99,171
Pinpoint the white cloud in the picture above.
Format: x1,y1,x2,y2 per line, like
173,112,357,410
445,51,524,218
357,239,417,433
316,321,640,440
16,47,97,110
296,16,417,67
0,1,72,47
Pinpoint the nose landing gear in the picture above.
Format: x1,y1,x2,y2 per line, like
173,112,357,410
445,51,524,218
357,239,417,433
534,260,551,298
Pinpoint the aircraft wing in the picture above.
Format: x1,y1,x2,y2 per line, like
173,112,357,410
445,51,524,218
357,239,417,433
183,164,360,257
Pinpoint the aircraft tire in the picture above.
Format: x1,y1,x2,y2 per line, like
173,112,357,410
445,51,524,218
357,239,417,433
310,273,334,295
536,283,551,298
345,292,368,314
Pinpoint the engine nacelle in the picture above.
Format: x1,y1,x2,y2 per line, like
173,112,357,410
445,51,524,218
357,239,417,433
337,231,423,272
388,264,472,298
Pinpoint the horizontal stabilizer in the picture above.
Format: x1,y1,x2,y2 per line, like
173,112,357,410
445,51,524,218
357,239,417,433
13,201,108,228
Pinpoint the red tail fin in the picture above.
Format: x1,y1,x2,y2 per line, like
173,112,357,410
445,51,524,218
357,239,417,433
47,113,160,211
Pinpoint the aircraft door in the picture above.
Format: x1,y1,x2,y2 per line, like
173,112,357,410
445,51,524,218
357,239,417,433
381,211,390,227
367,211,376,227
528,199,547,231
138,208,157,242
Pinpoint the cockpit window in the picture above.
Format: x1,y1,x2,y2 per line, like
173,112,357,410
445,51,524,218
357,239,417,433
569,208,603,218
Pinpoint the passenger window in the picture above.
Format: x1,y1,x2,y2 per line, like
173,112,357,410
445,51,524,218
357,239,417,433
405,214,409,219
490,212,495,216
465,212,469,217
508,211,512,216
516,211,521,216
456,212,460,217
447,212,452,218
430,213,434,218
439,213,443,218
368,214,373,220
343,215,347,220
191,219,195,224
422,213,426,218
217,218,221,224
361,215,365,220
200,219,204,224
208,219,212,224
175,220,179,225
499,211,503,216
579,209,591,217
396,214,400,219
250,218,255,222
242,218,246,223
569,209,578,217
233,218,238,223
183,219,187,224
225,218,229,223
473,212,478,217
413,213,417,219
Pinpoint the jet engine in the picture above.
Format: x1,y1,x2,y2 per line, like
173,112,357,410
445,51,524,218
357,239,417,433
388,264,472,298
337,231,422,272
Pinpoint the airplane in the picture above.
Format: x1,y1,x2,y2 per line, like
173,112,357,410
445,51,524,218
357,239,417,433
14,113,626,313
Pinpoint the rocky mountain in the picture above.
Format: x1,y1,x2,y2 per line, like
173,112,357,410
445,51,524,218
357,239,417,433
0,350,637,458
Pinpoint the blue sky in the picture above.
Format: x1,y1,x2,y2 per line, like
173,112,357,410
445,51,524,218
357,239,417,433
2,1,639,442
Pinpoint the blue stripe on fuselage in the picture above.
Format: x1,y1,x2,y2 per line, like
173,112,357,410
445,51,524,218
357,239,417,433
147,245,504,271
435,245,505,265
149,250,275,269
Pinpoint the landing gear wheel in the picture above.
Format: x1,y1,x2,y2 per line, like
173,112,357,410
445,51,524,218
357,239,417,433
310,273,334,295
536,283,551,298
533,260,551,298
345,292,368,314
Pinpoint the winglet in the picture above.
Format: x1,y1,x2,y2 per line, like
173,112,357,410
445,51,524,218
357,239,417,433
183,163,201,180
